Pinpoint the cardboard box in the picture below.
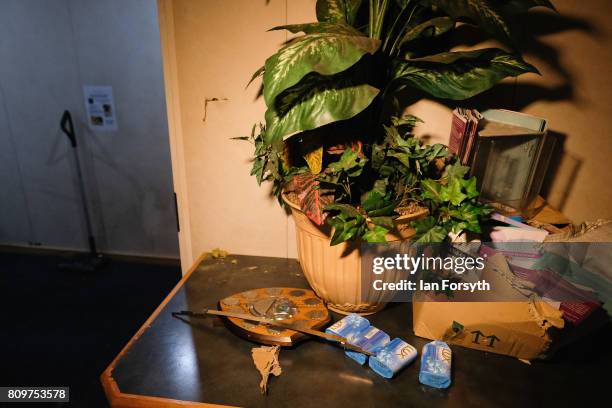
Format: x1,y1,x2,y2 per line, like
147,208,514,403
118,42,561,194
412,254,565,360
413,300,564,360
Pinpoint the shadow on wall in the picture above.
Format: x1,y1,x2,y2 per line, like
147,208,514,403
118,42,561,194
410,10,598,112
413,9,598,214
540,130,583,212
450,10,599,88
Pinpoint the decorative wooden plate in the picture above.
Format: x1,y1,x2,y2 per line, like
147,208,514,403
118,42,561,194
218,287,330,346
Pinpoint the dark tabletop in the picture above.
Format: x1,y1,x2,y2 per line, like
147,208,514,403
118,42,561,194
112,255,609,407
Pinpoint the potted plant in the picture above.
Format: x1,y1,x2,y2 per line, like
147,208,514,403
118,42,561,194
239,0,555,314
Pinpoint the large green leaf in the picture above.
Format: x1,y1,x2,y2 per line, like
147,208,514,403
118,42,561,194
269,22,363,36
370,216,394,229
408,48,532,65
361,190,386,212
328,147,367,177
325,203,363,218
440,178,467,205
329,216,364,245
411,216,448,243
420,179,442,202
393,48,538,100
363,225,390,243
263,33,380,107
422,0,512,44
361,188,396,217
316,0,363,26
399,17,455,47
368,203,397,217
448,203,487,233
416,226,448,243
325,202,374,245
462,177,479,199
444,161,470,181
264,74,379,143
412,216,436,234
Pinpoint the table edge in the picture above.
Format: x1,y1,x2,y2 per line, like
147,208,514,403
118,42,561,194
100,253,236,408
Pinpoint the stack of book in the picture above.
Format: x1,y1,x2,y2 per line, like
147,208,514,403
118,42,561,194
448,108,482,165
447,108,552,215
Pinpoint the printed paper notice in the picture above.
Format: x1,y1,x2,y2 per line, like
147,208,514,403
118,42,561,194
83,85,118,131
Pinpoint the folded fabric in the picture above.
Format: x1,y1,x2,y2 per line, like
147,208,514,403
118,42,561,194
419,340,452,388
325,313,370,344
369,338,417,378
345,326,390,365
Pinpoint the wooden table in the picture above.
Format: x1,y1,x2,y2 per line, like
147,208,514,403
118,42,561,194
101,254,608,407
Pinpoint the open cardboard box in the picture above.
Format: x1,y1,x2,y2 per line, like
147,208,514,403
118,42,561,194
413,221,612,360
413,202,612,361
413,299,564,360
412,253,567,361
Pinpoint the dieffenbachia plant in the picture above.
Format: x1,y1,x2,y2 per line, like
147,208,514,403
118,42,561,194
241,0,555,244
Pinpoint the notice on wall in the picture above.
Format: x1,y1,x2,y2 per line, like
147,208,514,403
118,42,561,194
83,85,118,131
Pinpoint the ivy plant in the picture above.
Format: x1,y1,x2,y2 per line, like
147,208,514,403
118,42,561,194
240,0,554,244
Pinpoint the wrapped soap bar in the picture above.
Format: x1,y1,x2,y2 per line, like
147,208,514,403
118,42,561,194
345,326,390,365
368,338,417,378
325,313,370,344
419,340,452,389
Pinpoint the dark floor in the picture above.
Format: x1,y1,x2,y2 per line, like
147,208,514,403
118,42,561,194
0,250,181,407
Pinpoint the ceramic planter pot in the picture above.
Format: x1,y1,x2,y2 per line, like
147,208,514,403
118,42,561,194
283,193,427,315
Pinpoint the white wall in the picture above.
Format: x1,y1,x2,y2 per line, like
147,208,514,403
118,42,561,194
0,0,178,258
165,0,318,262
0,0,87,249
165,0,611,265
0,72,32,245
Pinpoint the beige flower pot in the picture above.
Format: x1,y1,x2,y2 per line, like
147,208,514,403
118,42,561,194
283,193,426,315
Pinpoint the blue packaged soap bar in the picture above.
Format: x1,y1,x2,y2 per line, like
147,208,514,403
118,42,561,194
369,338,417,378
325,313,370,344
345,326,390,365
419,340,452,389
